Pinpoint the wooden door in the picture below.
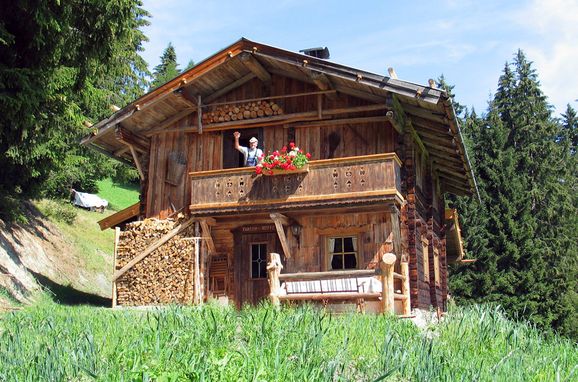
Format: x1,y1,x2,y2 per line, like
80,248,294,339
234,231,282,307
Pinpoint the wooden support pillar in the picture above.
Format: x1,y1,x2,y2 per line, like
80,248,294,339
380,252,397,314
194,222,201,304
197,95,203,134
267,252,283,307
112,227,120,308
400,258,411,315
199,218,216,255
270,213,291,259
128,145,145,180
390,205,402,258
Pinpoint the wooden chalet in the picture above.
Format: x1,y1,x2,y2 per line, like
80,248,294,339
85,38,476,313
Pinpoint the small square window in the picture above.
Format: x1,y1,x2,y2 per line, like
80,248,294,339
327,236,358,270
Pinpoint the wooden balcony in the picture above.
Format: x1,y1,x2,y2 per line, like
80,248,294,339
189,153,402,215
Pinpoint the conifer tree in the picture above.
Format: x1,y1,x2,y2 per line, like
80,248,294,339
151,43,180,88
0,0,151,217
449,51,577,338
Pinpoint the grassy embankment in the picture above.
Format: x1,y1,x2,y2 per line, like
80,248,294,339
0,301,576,381
34,179,139,275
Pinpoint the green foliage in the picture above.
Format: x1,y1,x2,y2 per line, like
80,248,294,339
0,303,575,381
38,199,77,225
151,43,181,88
184,59,196,71
0,0,150,215
448,51,578,339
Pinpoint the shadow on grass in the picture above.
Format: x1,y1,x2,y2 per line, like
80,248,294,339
29,270,111,307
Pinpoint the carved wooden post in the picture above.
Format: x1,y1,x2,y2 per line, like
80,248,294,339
267,253,283,307
400,255,411,315
380,252,397,314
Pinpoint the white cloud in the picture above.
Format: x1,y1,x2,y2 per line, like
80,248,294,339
513,0,578,113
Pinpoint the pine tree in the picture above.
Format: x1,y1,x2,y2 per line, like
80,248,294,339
0,1,150,217
151,43,180,88
449,51,577,338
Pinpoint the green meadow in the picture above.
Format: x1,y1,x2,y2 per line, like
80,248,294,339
0,301,575,381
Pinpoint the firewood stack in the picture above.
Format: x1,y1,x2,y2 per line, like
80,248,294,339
115,218,197,306
202,100,283,124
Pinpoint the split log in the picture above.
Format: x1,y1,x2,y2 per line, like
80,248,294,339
201,100,284,124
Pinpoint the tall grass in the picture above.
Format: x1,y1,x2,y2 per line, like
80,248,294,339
0,301,576,381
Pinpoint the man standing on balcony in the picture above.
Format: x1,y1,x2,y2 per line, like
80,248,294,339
233,131,263,167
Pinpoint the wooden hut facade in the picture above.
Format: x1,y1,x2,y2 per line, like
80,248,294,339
85,39,475,313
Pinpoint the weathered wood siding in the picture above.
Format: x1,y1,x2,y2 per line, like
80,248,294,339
145,74,397,218
206,211,392,305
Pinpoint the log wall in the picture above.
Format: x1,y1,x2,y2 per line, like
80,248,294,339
145,75,397,218
206,211,392,305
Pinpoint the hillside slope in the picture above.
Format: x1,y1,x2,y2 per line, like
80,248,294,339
0,202,113,306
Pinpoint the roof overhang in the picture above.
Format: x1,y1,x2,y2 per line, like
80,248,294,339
81,38,478,198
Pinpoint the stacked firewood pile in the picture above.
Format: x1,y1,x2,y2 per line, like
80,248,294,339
202,100,284,124
115,218,196,306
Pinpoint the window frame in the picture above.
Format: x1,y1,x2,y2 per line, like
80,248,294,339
249,241,268,280
325,235,360,271
433,245,440,287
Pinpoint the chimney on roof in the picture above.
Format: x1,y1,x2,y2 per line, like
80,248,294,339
300,47,330,59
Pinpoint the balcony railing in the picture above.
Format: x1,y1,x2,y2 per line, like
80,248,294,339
189,153,402,215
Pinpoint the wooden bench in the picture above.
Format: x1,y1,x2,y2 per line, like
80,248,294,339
267,253,410,315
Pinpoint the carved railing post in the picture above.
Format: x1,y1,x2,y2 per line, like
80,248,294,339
379,252,397,314
267,253,283,307
400,255,411,315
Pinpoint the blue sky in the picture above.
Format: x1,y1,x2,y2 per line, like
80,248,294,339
141,0,577,116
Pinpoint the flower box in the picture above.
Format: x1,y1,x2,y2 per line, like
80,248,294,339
256,142,311,176
261,164,309,176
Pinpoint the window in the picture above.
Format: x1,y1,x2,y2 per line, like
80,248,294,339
433,246,440,286
421,234,430,282
327,236,358,270
250,243,268,279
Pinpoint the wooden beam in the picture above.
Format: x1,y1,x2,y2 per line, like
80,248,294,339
293,115,391,129
155,103,390,134
206,89,336,108
406,120,429,161
113,218,196,281
270,213,291,258
174,91,198,108
199,218,216,255
114,126,150,152
81,109,136,146
88,143,134,167
128,145,145,180
197,95,203,134
390,94,406,134
279,269,378,281
98,202,140,230
401,103,448,125
112,227,120,308
434,165,469,180
423,141,460,156
240,52,271,84
300,68,338,101
203,73,256,104
144,107,196,136
334,84,387,103
270,213,290,226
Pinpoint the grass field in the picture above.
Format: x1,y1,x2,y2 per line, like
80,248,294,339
95,178,140,211
0,301,576,381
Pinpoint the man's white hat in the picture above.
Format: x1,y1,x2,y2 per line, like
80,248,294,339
249,137,258,143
